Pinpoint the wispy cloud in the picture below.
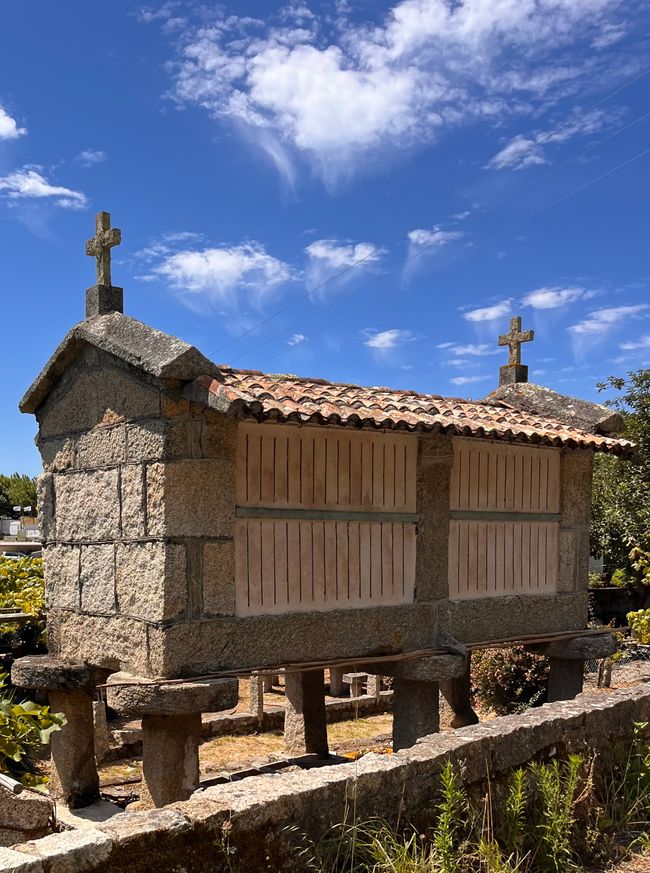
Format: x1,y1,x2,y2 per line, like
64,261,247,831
486,108,610,171
450,374,490,386
440,342,500,356
0,167,87,209
591,22,626,49
76,149,107,166
522,286,585,309
569,304,650,337
145,241,296,310
363,328,416,351
620,334,650,351
407,227,463,249
287,333,307,346
157,0,632,185
305,238,382,298
463,299,512,323
0,107,26,140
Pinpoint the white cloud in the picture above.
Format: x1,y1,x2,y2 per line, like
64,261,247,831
150,241,295,308
591,22,626,49
76,149,107,166
450,374,489,386
287,332,307,346
569,304,650,337
486,108,609,170
363,328,416,350
407,227,462,248
165,0,626,183
0,107,26,140
0,167,87,209
620,334,650,351
305,238,382,297
522,286,584,309
463,299,512,323
445,343,500,356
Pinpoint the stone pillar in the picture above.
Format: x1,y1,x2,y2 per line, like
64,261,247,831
140,713,201,808
547,659,584,702
263,674,278,692
328,667,346,697
284,669,328,757
439,657,478,728
92,699,111,766
106,672,238,809
415,435,454,604
393,678,439,751
525,633,617,703
11,656,110,809
344,672,366,698
366,675,382,700
48,689,99,808
249,675,265,721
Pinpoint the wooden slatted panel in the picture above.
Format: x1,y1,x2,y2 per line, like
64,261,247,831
450,438,560,514
237,424,417,512
448,520,558,600
235,519,416,615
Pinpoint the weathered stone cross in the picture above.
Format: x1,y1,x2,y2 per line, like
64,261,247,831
86,211,121,287
498,316,534,366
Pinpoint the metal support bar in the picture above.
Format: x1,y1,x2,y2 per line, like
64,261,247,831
236,507,419,523
450,511,561,523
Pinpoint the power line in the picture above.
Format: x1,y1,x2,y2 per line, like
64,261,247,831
228,123,650,367
210,66,650,360
251,146,650,372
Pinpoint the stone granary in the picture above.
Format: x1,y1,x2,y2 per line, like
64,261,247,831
13,213,631,810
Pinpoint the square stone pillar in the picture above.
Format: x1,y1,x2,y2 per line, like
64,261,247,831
392,678,439,751
139,713,201,808
284,669,328,757
439,656,479,728
48,689,99,808
366,675,382,700
547,658,584,702
328,666,346,697
249,675,265,721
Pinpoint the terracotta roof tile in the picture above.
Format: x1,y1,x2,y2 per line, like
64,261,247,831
190,369,634,455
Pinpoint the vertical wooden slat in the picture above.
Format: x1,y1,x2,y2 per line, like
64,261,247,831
372,441,383,509
478,449,488,510
324,522,338,602
260,520,275,608
370,522,382,599
273,521,288,610
312,522,325,607
467,522,478,594
486,522,496,595
325,438,338,508
521,523,531,591
301,435,314,506
300,521,313,605
274,435,288,505
348,522,361,602
476,521,488,594
361,437,373,509
312,433,326,507
393,439,406,509
336,522,349,602
349,436,362,507
286,521,301,606
260,434,275,504
236,431,248,505
381,523,392,598
338,436,351,507
247,430,262,506
384,437,395,509
359,522,372,603
393,523,404,597
469,449,479,511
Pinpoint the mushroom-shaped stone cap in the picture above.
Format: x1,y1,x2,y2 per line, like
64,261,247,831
11,655,112,690
106,672,238,716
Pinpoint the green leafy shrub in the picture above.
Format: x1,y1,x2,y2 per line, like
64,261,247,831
472,647,549,715
0,673,65,787
0,557,46,654
628,609,650,644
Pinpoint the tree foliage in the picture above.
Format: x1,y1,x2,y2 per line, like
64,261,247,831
0,472,37,517
591,369,650,573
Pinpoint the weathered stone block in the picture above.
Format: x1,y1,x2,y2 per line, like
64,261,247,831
37,435,75,472
44,544,80,610
75,424,126,469
0,782,51,846
48,688,99,808
126,419,189,462
11,829,112,870
145,460,235,538
80,544,116,613
560,449,593,526
284,669,328,756
200,415,237,460
11,655,110,691
557,529,577,592
37,366,161,439
202,541,235,616
47,609,154,675
106,672,238,715
36,474,55,542
115,542,186,622
54,469,120,542
120,464,145,538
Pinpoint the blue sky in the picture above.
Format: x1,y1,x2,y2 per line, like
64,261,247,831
1,0,648,476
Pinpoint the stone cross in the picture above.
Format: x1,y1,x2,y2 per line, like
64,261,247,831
86,211,121,287
498,316,534,366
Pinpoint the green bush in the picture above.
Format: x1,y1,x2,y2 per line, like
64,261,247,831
0,673,65,787
628,609,650,644
0,557,46,654
472,647,549,715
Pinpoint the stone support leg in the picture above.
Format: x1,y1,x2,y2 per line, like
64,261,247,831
284,669,329,757
140,712,201,808
547,658,584,702
249,675,265,721
392,678,439,752
328,667,345,697
366,675,382,700
48,689,99,809
440,658,479,728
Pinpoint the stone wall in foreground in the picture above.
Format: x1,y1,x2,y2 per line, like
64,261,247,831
2,686,648,873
